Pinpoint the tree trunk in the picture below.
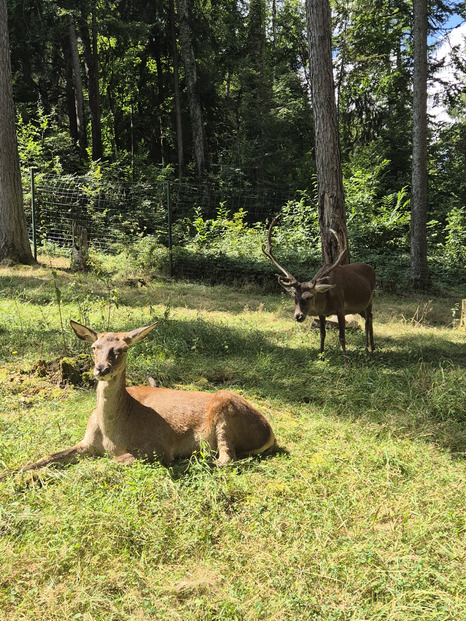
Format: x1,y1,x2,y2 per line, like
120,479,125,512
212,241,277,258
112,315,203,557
410,0,429,288
0,0,33,265
460,299,466,329
176,0,205,177
306,0,349,264
68,13,87,160
80,9,103,161
63,32,79,145
244,0,268,185
170,0,184,177
71,221,89,272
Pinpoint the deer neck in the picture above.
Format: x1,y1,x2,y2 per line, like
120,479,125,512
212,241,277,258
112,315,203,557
94,370,131,425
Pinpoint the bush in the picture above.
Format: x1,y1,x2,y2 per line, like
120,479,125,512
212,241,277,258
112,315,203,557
178,197,322,286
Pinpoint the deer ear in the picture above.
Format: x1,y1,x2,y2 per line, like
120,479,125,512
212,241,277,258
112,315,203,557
70,320,98,343
123,323,158,346
314,283,336,293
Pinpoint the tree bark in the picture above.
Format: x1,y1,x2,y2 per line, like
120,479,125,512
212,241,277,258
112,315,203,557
410,0,429,288
170,0,184,177
0,0,33,265
63,32,79,145
176,0,205,177
68,13,87,160
460,299,466,329
80,9,103,161
306,0,349,264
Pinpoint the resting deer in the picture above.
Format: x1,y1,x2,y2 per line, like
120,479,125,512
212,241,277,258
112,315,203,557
262,217,375,354
0,321,276,480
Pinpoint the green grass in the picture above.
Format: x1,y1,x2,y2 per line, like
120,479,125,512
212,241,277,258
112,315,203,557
0,262,465,620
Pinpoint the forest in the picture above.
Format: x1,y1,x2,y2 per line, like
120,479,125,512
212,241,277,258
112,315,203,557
1,3,465,619
3,0,465,288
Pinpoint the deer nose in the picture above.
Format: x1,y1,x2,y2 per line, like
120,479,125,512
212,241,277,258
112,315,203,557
295,313,305,323
94,363,110,377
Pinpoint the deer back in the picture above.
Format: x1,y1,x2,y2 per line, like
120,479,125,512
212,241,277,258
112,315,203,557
98,385,274,464
325,262,375,313
296,262,375,319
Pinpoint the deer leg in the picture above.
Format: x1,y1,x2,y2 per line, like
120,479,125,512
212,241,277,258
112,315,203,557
216,423,236,465
319,315,326,354
367,309,374,353
0,441,92,481
337,312,346,353
212,406,237,466
360,310,368,351
113,452,138,465
361,307,374,353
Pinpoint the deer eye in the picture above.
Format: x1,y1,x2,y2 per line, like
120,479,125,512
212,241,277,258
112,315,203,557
301,292,313,301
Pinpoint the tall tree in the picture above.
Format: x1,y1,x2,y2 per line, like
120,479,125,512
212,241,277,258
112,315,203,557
68,12,87,160
241,0,269,183
80,5,103,161
306,0,348,263
170,0,184,177
411,0,430,288
333,0,413,190
177,0,205,177
0,0,33,264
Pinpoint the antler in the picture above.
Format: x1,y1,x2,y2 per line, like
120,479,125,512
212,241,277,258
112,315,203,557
312,229,348,283
261,216,299,288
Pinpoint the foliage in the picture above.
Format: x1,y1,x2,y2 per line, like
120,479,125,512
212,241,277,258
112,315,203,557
107,235,172,278
161,162,461,289
7,0,466,290
333,0,414,190
444,206,466,259
16,108,77,176
429,121,466,223
343,154,411,286
178,196,320,286
22,155,466,292
0,263,464,620
431,206,466,282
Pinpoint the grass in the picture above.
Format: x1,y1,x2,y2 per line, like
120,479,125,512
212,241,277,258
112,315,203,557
0,260,465,620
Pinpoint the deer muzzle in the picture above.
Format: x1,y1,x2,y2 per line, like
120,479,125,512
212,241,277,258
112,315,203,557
94,363,112,378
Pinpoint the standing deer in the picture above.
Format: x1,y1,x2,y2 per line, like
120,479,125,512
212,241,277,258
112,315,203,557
262,217,375,354
0,321,276,480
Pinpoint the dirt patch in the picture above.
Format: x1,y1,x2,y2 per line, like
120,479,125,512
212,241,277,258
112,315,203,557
32,354,93,387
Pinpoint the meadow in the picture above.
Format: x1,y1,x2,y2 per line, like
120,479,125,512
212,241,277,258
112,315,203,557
0,259,464,620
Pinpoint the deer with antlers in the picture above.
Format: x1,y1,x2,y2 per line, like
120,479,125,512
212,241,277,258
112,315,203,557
0,321,276,481
262,217,375,355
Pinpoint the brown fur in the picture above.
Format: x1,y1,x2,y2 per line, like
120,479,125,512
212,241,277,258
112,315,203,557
0,322,275,480
292,262,376,353
262,218,375,354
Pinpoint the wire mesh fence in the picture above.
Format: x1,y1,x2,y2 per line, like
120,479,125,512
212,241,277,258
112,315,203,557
25,171,314,284
28,173,169,251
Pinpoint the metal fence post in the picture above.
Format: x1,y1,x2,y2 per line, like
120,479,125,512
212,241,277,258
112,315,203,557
166,180,173,278
30,167,37,261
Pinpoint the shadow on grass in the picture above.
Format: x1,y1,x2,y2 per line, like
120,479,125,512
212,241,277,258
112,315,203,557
132,316,466,455
373,333,465,369
167,445,289,482
0,270,286,323
1,271,465,455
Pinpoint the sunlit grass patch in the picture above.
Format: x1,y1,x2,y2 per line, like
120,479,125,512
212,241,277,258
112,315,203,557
0,263,465,620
